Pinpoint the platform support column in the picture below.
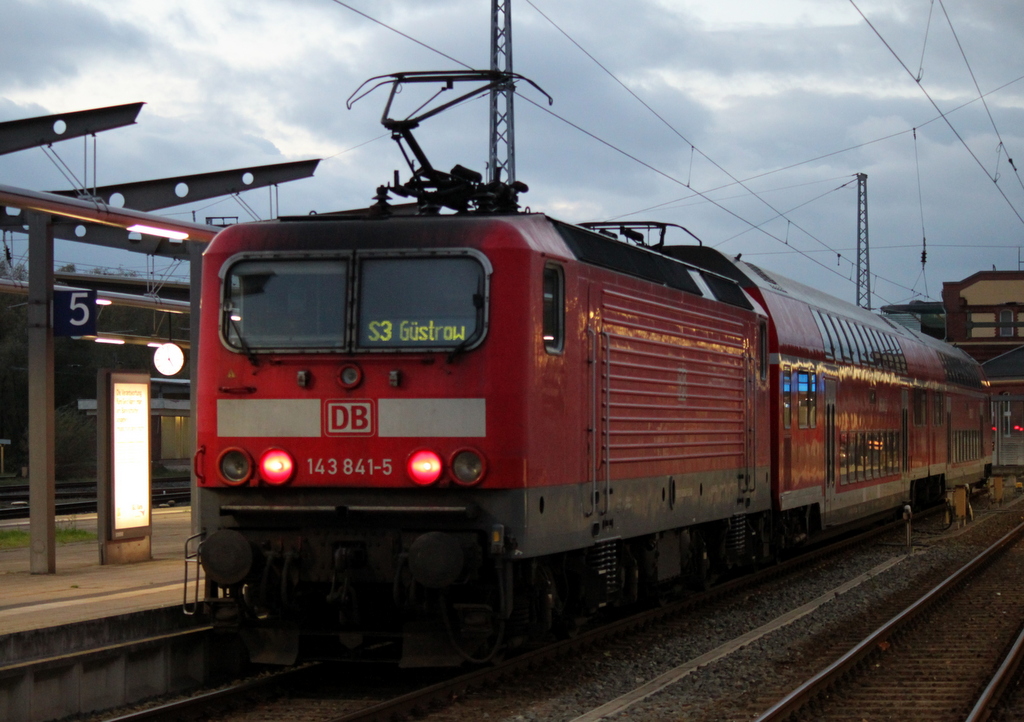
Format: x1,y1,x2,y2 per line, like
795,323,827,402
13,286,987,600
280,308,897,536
189,241,202,536
27,211,55,574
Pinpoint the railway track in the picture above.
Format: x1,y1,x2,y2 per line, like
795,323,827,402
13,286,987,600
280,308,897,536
0,477,191,520
754,518,1024,722
85,513,918,722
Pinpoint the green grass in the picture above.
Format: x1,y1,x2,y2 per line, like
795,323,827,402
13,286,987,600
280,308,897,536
0,527,97,549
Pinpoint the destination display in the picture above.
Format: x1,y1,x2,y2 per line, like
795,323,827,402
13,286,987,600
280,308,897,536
363,318,471,344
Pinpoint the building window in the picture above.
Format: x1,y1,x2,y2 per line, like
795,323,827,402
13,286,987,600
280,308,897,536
999,308,1014,337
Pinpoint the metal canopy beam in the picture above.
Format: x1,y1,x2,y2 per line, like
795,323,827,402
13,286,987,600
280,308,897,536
24,220,197,259
0,111,320,576
1,160,320,256
48,158,321,212
0,183,218,241
0,103,144,156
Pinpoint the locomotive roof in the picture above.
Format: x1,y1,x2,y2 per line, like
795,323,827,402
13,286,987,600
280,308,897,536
244,212,761,314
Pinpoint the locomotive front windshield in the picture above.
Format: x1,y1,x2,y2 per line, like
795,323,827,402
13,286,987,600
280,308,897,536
222,253,486,352
224,259,348,349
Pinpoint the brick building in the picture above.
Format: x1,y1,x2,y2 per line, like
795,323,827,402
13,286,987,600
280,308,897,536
942,270,1024,363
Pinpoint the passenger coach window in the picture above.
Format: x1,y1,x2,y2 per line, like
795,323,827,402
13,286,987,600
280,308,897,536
358,256,486,349
223,259,348,350
758,322,768,380
813,311,834,360
797,371,816,429
913,389,927,427
783,368,792,429
542,265,564,354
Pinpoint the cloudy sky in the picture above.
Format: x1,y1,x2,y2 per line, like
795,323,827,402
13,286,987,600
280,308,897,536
2,0,1023,309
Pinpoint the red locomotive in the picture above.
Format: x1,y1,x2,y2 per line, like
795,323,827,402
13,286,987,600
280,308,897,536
190,72,991,666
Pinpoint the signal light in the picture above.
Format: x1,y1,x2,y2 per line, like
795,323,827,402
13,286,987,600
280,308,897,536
407,450,443,485
259,448,295,485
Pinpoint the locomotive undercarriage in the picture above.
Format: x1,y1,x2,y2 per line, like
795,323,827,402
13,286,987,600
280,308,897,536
199,509,781,666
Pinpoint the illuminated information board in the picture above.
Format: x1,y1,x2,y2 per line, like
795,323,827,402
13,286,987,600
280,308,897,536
111,374,151,534
363,318,471,345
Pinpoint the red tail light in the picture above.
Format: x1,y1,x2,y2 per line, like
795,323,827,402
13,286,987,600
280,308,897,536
259,448,295,485
407,450,443,485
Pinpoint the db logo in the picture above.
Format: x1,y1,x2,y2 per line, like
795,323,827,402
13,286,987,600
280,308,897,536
325,400,375,436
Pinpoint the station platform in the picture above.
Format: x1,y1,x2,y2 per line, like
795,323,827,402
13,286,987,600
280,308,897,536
0,507,195,636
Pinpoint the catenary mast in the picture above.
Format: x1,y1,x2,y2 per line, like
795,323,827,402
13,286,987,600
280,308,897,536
856,172,871,310
488,0,515,184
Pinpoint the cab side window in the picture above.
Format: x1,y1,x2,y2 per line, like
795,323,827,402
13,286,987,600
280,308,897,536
543,265,564,354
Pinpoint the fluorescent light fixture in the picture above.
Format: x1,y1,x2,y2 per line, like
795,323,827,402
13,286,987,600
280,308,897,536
96,298,113,306
147,342,163,348
95,337,126,345
126,224,189,241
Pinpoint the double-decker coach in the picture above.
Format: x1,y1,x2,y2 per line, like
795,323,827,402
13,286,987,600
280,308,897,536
665,246,990,541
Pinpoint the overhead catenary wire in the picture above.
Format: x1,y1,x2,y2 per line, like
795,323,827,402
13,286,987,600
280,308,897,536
713,178,860,247
616,175,857,217
912,128,928,289
618,72,1024,220
328,0,473,71
520,95,912,305
327,1,958,305
518,2,916,301
329,0,1024,220
522,0,849,249
849,0,1024,226
915,0,935,81
936,0,1024,197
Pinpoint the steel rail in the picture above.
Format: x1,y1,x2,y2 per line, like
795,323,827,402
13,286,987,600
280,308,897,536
753,518,1024,722
101,664,316,722
321,513,923,722
965,620,1024,722
96,511,922,722
0,481,191,520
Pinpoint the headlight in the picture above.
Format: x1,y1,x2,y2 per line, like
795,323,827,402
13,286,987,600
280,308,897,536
338,363,363,389
451,449,485,485
218,448,253,485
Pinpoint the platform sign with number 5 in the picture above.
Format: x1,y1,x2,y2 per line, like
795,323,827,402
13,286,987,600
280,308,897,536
53,289,97,336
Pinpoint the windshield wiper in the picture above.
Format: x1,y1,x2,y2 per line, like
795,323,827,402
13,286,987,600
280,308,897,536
445,335,474,365
446,290,484,364
226,313,260,367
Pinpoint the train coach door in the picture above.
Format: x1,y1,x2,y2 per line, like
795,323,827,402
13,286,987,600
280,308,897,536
901,389,910,478
824,379,837,521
